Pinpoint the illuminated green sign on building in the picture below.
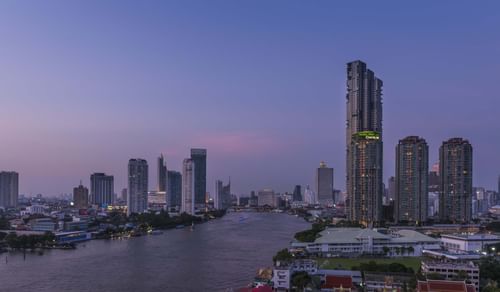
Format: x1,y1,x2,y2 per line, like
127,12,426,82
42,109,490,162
353,131,380,140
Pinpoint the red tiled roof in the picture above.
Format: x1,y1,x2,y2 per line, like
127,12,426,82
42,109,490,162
322,275,353,289
417,280,475,292
252,286,273,292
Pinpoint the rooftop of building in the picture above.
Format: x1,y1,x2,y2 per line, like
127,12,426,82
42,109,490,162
313,227,438,244
422,261,479,269
442,233,500,241
417,280,475,292
322,275,353,289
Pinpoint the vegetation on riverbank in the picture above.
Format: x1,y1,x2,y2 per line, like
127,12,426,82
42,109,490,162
94,209,227,238
0,231,57,250
294,220,363,242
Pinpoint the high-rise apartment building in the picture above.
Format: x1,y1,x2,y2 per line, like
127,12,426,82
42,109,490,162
258,189,275,207
348,131,383,225
346,60,383,226
181,159,195,215
128,159,148,215
167,170,182,209
190,149,207,209
316,162,334,204
395,136,429,224
292,185,302,202
439,138,473,223
90,173,114,206
73,182,89,209
214,180,223,210
0,171,19,208
157,154,167,192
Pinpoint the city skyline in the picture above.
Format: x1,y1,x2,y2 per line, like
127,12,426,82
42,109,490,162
1,1,500,196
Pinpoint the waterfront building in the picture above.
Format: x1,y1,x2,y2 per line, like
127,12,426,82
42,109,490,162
316,162,333,205
348,131,383,226
272,265,290,291
292,185,302,202
181,158,195,215
441,233,500,252
304,185,315,205
0,171,19,208
157,154,167,192
292,228,440,257
214,180,223,210
421,261,479,292
395,136,429,224
90,173,114,206
258,189,275,207
346,60,383,227
30,218,57,232
439,138,473,223
73,182,89,209
127,159,148,215
190,148,207,209
167,170,182,209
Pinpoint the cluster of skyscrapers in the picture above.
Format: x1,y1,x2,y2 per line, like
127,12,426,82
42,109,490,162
67,149,208,216
345,60,474,226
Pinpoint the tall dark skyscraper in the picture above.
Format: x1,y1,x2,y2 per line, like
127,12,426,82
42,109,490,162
395,136,429,224
167,170,182,209
157,154,167,192
316,162,334,204
73,182,89,209
292,185,302,202
90,173,114,206
128,159,148,216
439,138,473,223
346,60,383,226
190,148,207,208
0,171,19,208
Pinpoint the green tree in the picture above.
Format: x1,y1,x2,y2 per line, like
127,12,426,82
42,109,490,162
407,246,415,256
452,270,468,281
291,271,311,291
426,273,445,280
273,248,293,264
382,246,390,256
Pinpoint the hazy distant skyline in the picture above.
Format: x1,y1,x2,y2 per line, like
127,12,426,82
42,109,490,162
1,1,499,196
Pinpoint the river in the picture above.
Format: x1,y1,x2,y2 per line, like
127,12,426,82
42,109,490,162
0,212,309,292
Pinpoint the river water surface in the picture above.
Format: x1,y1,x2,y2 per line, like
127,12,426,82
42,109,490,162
0,212,309,292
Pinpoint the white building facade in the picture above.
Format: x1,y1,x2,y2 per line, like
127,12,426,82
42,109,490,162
181,159,195,215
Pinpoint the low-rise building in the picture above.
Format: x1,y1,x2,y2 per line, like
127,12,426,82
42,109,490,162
441,233,500,252
321,275,354,292
364,272,413,292
417,280,475,292
316,270,362,286
294,228,440,257
30,218,57,232
290,259,317,274
421,261,479,292
272,264,290,291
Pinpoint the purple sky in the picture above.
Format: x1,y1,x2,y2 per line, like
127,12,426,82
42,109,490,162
1,1,499,196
